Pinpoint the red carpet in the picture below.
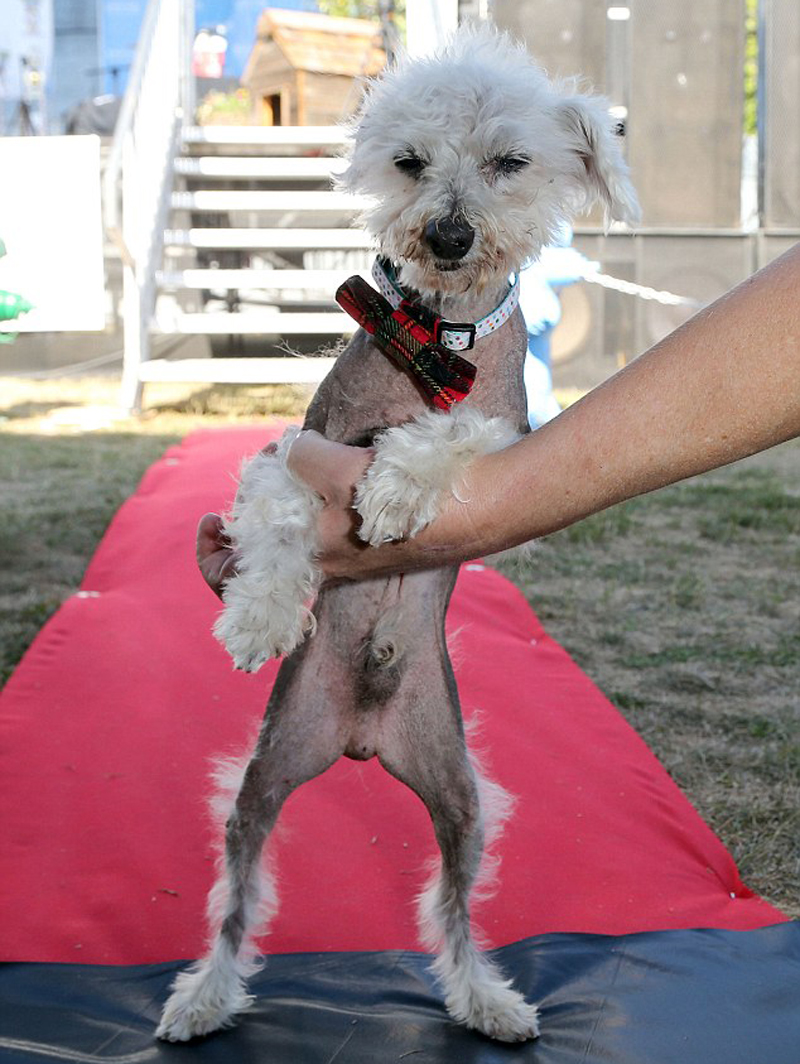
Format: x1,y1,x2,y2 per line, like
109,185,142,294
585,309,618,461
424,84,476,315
0,425,784,966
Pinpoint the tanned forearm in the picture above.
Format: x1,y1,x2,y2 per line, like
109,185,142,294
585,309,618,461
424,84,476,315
459,244,800,544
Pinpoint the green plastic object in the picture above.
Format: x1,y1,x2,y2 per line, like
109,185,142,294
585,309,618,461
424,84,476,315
0,289,32,342
0,290,32,321
0,238,32,341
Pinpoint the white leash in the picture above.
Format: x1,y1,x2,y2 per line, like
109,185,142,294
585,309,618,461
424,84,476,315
581,270,702,308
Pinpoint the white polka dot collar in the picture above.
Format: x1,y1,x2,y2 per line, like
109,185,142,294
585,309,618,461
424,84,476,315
371,258,520,352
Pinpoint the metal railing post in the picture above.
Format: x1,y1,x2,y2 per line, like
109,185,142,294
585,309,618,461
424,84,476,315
103,0,189,412
181,0,197,129
120,128,146,412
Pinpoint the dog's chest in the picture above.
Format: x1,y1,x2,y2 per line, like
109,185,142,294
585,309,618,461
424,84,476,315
304,309,530,444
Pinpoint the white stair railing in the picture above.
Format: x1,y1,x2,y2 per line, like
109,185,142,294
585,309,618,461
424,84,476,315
103,0,195,412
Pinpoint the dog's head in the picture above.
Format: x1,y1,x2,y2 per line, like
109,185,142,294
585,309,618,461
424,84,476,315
341,24,639,298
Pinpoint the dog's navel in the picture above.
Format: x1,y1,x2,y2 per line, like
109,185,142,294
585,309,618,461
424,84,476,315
354,632,406,708
367,635,399,668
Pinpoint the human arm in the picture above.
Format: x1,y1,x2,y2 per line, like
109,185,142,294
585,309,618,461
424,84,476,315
285,242,800,579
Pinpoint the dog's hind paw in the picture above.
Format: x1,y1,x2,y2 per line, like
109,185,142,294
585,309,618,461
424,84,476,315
156,964,252,1042
465,995,540,1043
447,979,540,1043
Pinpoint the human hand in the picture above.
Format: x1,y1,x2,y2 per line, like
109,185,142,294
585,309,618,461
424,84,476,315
197,440,290,598
285,430,374,579
196,434,373,599
196,512,239,599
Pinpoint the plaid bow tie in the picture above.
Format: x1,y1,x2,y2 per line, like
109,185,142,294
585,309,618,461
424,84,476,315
335,275,477,409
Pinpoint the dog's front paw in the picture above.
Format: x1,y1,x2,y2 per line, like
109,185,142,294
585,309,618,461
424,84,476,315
214,574,315,671
355,446,441,545
213,432,322,670
213,610,271,674
354,408,519,546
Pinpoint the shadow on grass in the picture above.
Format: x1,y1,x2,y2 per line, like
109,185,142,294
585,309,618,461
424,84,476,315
1,399,85,420
145,382,311,419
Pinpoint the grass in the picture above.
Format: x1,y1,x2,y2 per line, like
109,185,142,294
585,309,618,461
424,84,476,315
2,376,798,918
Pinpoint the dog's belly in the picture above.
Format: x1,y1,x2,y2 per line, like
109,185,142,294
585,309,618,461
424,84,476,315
288,567,459,761
271,318,530,763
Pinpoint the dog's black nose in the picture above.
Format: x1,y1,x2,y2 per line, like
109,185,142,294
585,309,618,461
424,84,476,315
424,216,475,261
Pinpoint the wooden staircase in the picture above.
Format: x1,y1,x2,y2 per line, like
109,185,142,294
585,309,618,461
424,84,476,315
142,124,373,390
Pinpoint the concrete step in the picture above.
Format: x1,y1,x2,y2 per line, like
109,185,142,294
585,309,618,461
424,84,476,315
153,309,354,334
170,189,366,212
163,227,373,250
156,268,364,290
183,125,349,149
137,356,336,385
174,155,348,180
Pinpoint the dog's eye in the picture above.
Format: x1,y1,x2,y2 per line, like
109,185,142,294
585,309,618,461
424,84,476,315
490,155,531,178
394,153,426,179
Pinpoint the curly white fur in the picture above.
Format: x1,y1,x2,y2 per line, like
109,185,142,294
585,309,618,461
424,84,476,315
340,22,639,304
213,427,322,671
355,406,520,546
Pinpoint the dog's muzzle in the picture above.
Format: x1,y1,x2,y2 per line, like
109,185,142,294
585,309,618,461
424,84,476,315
424,216,475,261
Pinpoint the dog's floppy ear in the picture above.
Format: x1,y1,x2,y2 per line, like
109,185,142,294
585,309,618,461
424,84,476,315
555,93,640,227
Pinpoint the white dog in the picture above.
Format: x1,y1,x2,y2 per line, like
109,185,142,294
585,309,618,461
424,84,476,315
158,23,638,1044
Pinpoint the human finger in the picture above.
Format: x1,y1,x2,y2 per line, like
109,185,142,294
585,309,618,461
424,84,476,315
196,512,239,598
196,512,228,564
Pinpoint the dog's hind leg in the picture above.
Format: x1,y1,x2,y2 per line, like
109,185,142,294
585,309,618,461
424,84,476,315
379,688,540,1042
157,652,346,1042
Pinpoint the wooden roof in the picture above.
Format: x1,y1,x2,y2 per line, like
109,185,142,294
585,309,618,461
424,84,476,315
245,9,386,80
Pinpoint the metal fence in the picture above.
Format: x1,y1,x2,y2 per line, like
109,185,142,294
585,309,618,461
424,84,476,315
761,0,800,231
492,0,799,389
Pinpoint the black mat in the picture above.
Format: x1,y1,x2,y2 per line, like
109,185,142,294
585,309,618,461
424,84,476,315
1,923,799,1063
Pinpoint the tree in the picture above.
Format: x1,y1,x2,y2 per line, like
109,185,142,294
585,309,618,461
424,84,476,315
317,0,405,58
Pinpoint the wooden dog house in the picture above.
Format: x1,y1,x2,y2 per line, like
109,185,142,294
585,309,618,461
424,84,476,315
242,9,386,126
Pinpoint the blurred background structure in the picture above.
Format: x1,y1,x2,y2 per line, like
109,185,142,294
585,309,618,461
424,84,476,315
0,0,798,408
